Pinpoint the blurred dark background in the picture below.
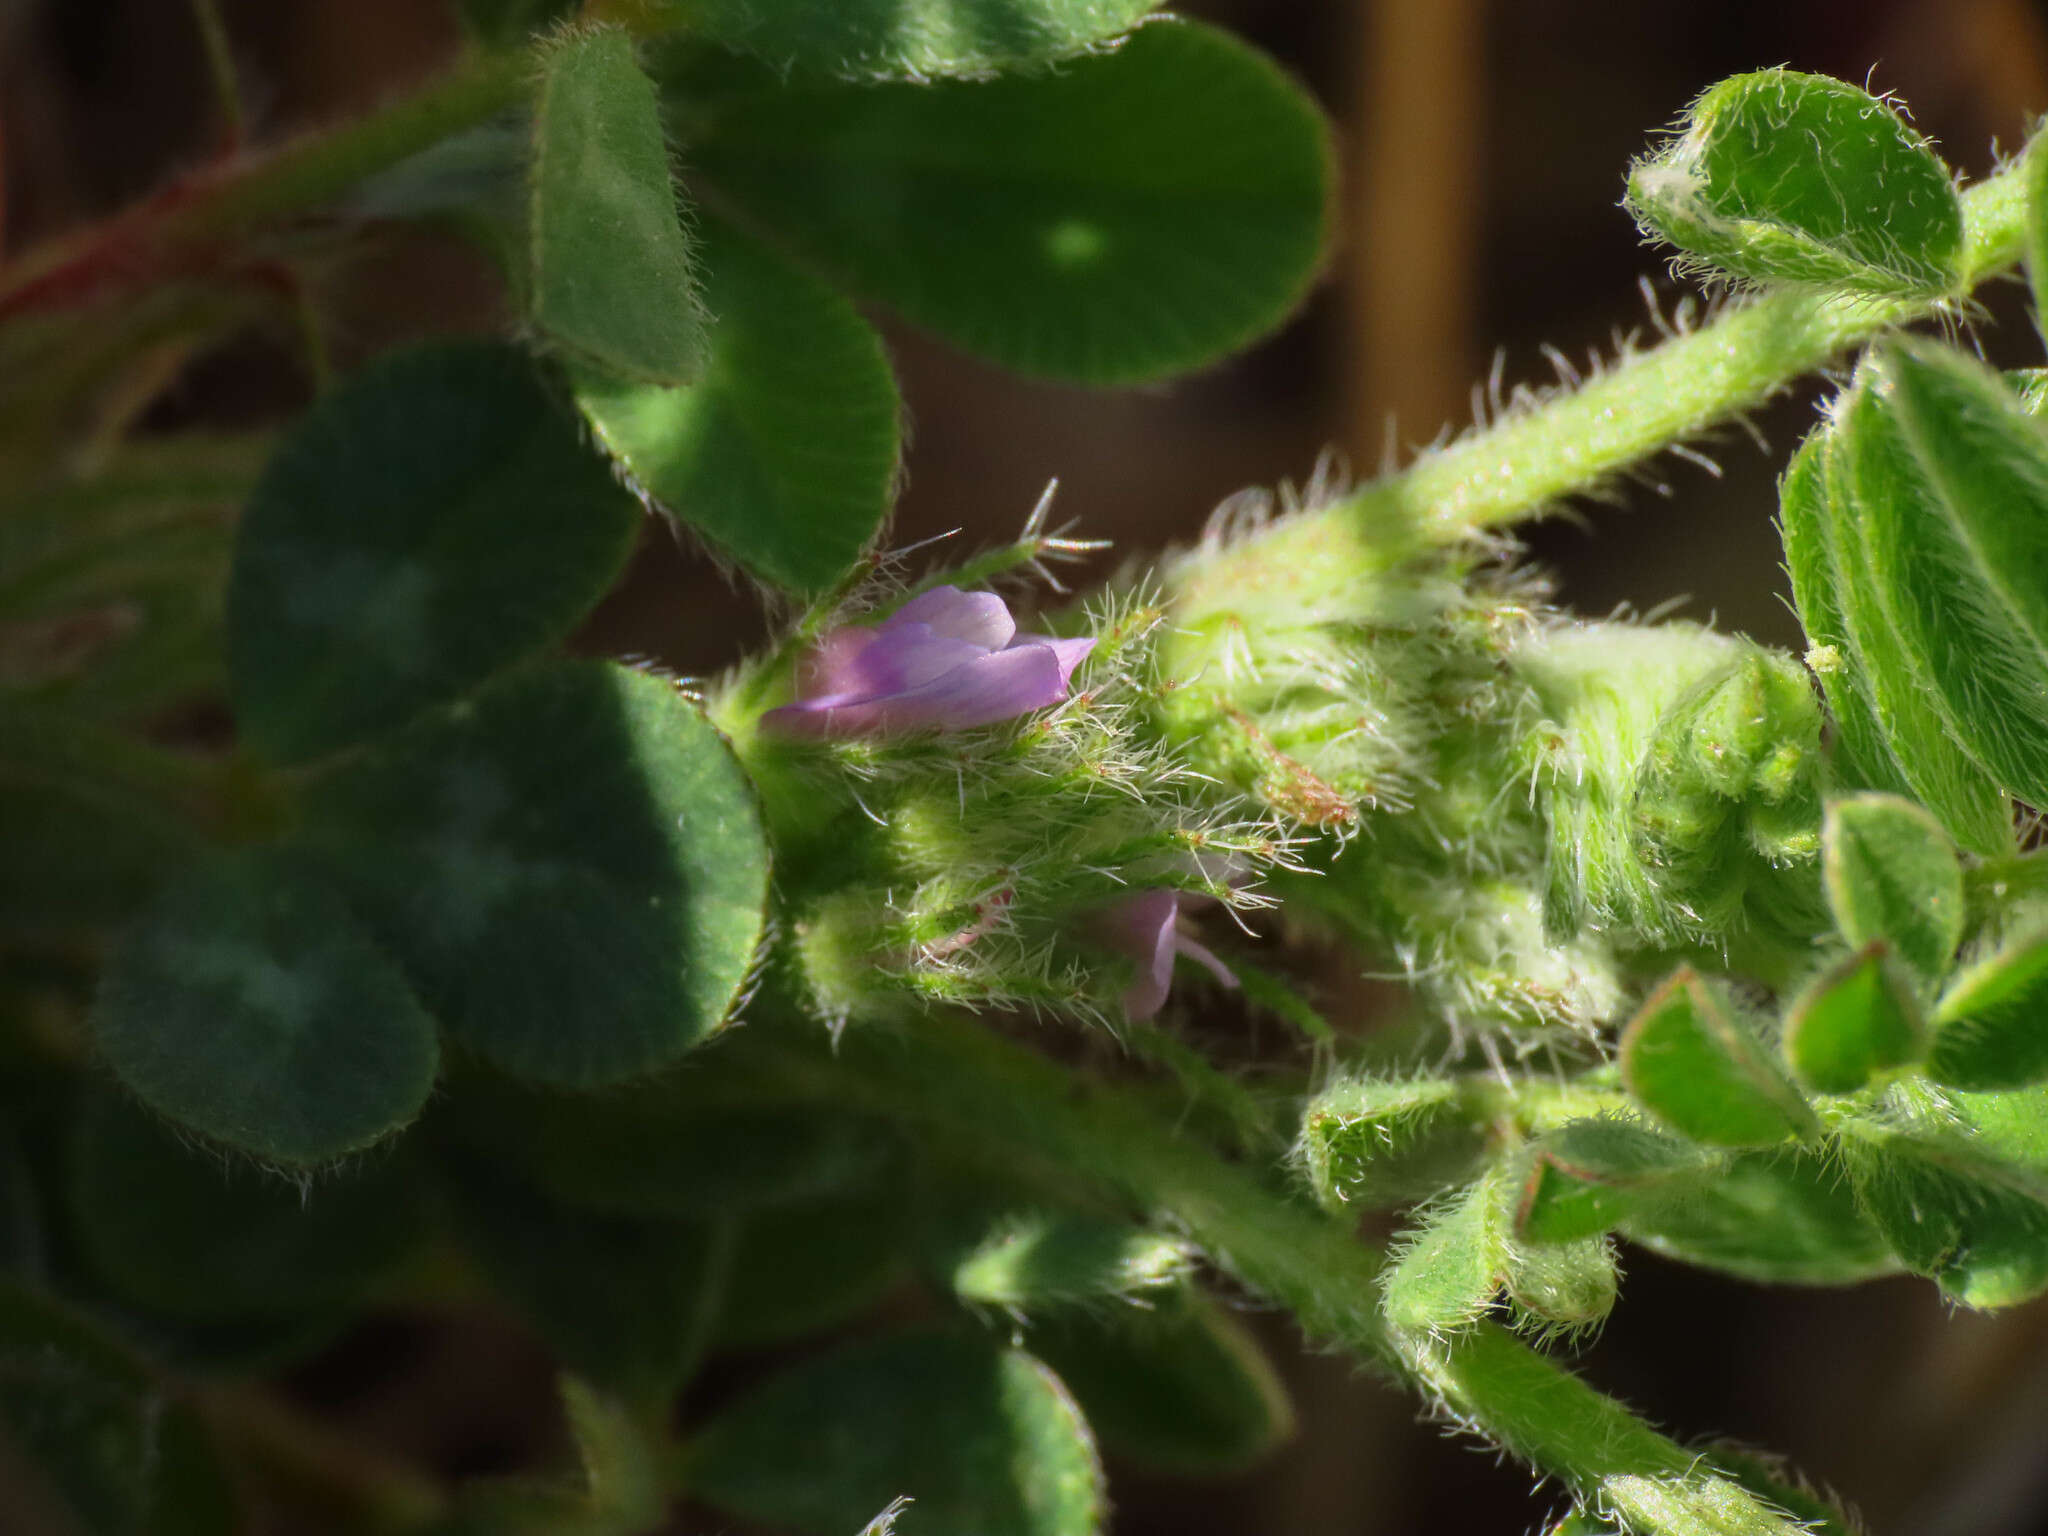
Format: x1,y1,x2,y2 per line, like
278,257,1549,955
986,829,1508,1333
9,1,2048,1531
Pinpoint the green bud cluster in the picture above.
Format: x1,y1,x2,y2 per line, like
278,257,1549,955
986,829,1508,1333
1515,623,1827,967
1142,469,1829,1049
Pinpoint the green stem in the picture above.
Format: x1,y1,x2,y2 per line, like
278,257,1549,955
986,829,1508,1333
186,0,247,148
1200,160,2033,600
751,1014,1807,1534
0,51,533,318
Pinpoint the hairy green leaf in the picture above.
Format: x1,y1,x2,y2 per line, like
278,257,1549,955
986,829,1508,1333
1504,1235,1618,1335
687,20,1331,385
1783,942,1927,1094
692,1331,1104,1536
90,848,440,1164
227,342,640,764
1382,1174,1506,1336
576,216,899,595
1929,926,2048,1090
305,661,768,1087
1626,69,1962,296
530,28,707,384
1777,431,1918,799
1846,1119,2048,1308
1842,345,2048,808
1296,1074,1487,1211
1622,1148,1898,1286
1515,1118,1707,1244
1620,968,1817,1147
1821,793,1964,982
1814,396,2013,854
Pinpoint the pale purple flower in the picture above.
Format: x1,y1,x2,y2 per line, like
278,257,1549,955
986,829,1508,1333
1106,889,1238,1020
762,586,1094,739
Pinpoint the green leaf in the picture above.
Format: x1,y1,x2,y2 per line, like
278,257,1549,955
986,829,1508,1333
1625,69,1963,296
687,20,1331,386
947,1213,1191,1312
530,28,707,384
1503,1235,1618,1335
1821,793,1964,982
1382,1174,1506,1336
442,1153,719,1404
665,0,1162,79
227,342,641,764
1783,942,1927,1094
1815,397,2014,854
692,1331,1104,1536
1619,968,1817,1147
1777,431,1918,799
1622,1147,1899,1286
1022,1290,1292,1477
1840,345,2048,809
0,1282,239,1536
305,661,769,1086
576,216,899,595
714,1183,910,1350
1929,926,2048,1090
90,848,440,1165
68,1092,423,1324
431,1069,896,1220
1513,1118,1707,1244
1845,1120,2048,1308
1295,1074,1487,1211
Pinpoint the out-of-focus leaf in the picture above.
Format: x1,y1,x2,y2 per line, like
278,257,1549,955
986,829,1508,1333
1023,1290,1292,1477
90,848,440,1164
692,1331,1105,1536
68,1091,423,1323
227,342,640,764
0,1282,239,1535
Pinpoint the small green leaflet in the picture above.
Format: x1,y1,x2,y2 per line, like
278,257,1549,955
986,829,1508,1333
1626,69,1963,296
530,28,707,384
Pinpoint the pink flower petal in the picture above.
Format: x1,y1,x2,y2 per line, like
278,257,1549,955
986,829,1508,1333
889,586,1015,650
1109,890,1182,1021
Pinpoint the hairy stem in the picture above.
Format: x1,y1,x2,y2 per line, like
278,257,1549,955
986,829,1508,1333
750,1013,1808,1535
1190,158,2032,609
